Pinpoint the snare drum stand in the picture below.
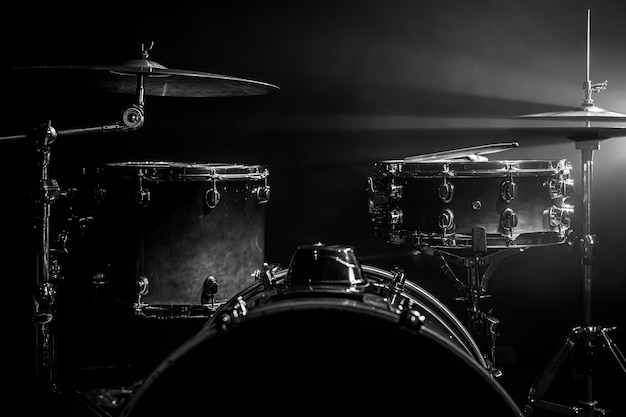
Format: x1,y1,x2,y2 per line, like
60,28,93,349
524,138,626,417
422,227,526,378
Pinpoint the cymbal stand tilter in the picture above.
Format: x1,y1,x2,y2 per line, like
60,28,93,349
422,227,526,378
0,60,148,396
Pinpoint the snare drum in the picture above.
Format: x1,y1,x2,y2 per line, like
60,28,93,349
119,244,523,416
367,159,574,249
77,161,270,318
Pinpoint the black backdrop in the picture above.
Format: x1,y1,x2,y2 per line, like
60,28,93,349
2,0,625,414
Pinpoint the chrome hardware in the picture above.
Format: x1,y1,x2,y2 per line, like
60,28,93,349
500,177,518,202
135,276,150,309
438,208,454,232
135,177,151,207
232,296,248,318
398,299,425,332
438,177,454,203
548,204,574,228
253,263,281,288
205,178,221,209
256,180,271,204
387,180,403,199
387,209,403,227
201,276,218,306
37,179,62,204
471,200,482,211
550,178,575,199
500,208,518,231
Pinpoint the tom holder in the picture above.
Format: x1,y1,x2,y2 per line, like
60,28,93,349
421,226,526,378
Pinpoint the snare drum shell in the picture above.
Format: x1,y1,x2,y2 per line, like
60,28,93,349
369,159,572,248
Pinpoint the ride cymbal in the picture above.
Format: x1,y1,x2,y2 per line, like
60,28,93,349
14,57,280,98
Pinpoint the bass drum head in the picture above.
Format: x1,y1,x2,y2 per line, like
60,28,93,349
121,297,522,415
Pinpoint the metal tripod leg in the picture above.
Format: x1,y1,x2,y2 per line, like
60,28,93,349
525,325,626,416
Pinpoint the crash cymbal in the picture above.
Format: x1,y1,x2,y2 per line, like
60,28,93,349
509,126,626,142
515,105,626,122
14,57,280,98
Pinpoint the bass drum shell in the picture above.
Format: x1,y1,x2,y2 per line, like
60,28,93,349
120,265,522,416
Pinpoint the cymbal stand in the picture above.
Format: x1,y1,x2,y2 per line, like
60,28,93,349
524,138,626,417
1,77,147,395
421,227,526,378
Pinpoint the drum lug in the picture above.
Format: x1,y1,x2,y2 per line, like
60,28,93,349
500,177,518,202
500,208,518,232
201,276,219,306
205,188,221,209
387,209,403,227
134,276,150,311
547,204,574,229
550,178,574,199
255,184,271,204
387,179,403,199
438,177,454,203
135,184,151,207
438,208,454,232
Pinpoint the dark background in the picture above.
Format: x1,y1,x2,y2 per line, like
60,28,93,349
2,0,625,415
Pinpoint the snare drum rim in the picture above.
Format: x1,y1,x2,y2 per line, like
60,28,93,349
376,159,571,178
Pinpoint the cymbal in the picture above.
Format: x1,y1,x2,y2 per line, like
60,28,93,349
515,105,626,122
14,58,280,98
510,126,626,142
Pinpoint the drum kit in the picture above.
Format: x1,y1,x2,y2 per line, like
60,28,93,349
2,9,625,417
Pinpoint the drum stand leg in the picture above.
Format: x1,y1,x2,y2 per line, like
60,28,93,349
524,140,626,417
422,228,525,378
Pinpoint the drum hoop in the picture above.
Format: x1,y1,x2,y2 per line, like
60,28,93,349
361,264,486,366
122,289,505,417
102,161,269,181
376,159,571,178
205,265,486,368
385,230,567,249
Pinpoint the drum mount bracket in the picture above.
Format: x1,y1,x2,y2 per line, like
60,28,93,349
420,227,526,378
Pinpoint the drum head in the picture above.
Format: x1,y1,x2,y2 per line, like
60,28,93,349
121,298,522,416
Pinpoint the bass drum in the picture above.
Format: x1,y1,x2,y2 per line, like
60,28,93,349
120,245,522,416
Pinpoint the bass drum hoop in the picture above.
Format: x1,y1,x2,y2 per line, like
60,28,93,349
360,264,487,367
120,263,521,416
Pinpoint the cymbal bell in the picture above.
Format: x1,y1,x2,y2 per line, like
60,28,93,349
515,105,626,122
14,57,280,98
